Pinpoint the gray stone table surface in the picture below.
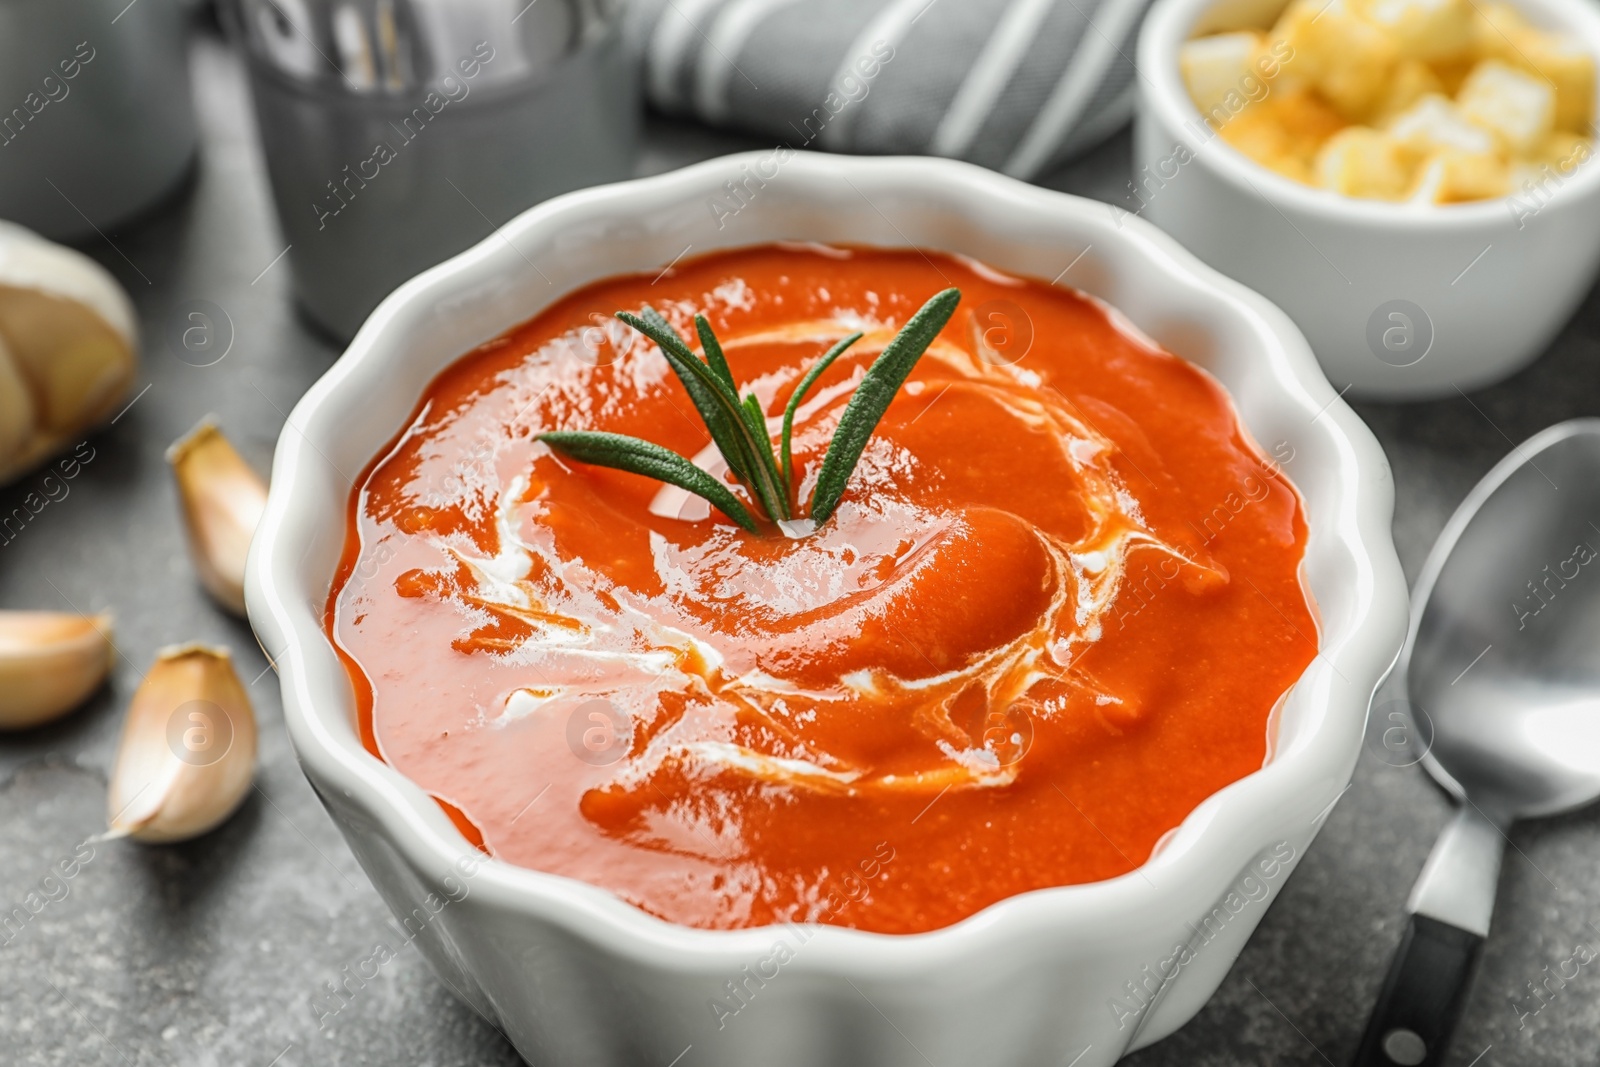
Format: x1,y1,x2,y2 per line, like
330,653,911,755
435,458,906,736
3,20,1598,1067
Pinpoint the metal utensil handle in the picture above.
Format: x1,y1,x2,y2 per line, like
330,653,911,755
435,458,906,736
1351,913,1483,1067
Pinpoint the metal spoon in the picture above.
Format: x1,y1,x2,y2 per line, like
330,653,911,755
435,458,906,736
1353,419,1600,1067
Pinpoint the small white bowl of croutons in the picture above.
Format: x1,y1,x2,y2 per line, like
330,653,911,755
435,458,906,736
1136,0,1600,398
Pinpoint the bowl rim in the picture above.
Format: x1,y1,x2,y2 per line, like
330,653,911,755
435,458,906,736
245,151,1408,972
1137,0,1600,228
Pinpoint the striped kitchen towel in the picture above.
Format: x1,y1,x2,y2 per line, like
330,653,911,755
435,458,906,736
624,0,1152,180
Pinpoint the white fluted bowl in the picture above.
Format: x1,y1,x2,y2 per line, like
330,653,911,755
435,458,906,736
245,152,1407,1067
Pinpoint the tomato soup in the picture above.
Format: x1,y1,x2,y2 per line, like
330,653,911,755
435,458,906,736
328,244,1316,934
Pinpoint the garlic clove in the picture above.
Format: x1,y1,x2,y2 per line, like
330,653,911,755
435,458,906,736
0,610,114,729
107,643,257,843
167,418,268,617
0,332,36,465
0,220,138,485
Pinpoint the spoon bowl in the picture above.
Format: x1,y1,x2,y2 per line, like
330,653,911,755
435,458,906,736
1409,419,1600,820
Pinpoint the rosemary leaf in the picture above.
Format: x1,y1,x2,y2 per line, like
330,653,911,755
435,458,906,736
699,316,789,518
617,309,758,487
781,331,862,489
738,393,790,520
809,289,960,525
694,314,738,395
538,430,759,532
637,306,695,362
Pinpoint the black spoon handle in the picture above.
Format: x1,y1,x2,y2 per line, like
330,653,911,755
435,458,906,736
1351,913,1484,1067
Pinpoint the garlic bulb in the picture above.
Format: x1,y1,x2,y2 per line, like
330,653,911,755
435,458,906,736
0,610,114,728
167,418,267,617
106,643,257,843
0,221,138,485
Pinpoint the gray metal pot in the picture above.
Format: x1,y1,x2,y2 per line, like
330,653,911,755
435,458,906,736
223,0,638,340
0,0,198,242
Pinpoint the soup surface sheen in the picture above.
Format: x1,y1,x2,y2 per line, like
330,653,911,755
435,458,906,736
329,244,1316,934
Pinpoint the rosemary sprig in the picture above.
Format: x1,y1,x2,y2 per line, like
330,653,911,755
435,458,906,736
538,287,961,533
